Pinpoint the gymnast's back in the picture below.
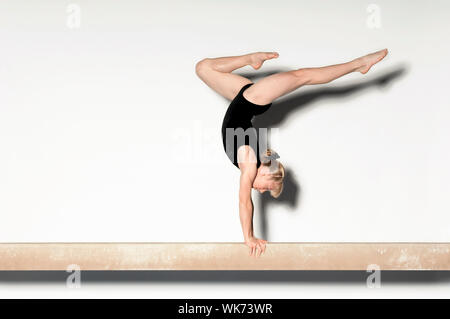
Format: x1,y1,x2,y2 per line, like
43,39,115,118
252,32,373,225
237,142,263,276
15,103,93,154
221,83,272,169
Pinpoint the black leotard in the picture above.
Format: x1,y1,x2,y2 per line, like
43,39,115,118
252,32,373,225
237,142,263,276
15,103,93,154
221,83,272,169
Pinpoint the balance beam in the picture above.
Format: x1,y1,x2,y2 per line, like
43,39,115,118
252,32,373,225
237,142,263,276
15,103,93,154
0,243,449,270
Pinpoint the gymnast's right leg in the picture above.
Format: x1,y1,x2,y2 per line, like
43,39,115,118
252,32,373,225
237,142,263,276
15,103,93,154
242,49,388,106
195,52,279,101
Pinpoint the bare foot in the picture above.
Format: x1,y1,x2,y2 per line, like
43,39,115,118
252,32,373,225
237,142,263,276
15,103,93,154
356,49,388,74
250,51,279,70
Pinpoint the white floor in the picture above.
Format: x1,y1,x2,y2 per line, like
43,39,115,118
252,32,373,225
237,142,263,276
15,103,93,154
1,275,449,299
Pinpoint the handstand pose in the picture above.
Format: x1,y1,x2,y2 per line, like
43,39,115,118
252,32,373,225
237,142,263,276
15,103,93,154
195,49,388,257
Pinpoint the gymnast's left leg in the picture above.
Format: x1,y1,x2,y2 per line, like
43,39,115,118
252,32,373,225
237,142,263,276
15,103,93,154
242,49,388,106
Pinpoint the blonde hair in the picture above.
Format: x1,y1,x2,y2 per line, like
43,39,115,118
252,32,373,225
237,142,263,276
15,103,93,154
261,149,285,198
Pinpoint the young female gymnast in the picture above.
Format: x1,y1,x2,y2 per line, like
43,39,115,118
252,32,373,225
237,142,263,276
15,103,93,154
195,49,388,257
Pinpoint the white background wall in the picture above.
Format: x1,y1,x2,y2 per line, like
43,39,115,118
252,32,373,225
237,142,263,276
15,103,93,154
1,0,449,243
0,0,449,300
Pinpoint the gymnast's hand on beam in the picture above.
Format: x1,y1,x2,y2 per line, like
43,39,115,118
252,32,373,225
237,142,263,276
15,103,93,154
245,236,267,257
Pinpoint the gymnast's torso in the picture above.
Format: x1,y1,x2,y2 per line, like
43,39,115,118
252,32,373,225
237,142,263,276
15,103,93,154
221,83,272,169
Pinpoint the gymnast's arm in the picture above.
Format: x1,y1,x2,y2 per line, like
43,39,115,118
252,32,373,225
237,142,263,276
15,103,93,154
237,148,267,257
238,165,256,241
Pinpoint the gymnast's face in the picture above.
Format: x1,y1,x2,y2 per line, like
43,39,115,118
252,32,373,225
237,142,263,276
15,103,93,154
252,165,276,193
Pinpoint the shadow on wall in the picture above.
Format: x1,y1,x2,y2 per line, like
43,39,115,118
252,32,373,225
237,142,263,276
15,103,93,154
238,65,408,240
